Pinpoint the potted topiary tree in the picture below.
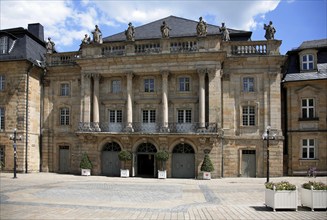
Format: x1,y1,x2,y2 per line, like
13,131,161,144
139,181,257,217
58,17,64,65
80,152,93,176
301,181,327,211
155,150,169,179
200,154,214,180
265,181,298,211
118,150,132,177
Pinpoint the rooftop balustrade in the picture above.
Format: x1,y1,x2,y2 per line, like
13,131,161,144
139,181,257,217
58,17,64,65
47,38,281,66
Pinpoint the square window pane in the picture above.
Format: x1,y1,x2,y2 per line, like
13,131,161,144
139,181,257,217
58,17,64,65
309,139,314,146
309,148,314,158
302,148,307,158
302,139,307,146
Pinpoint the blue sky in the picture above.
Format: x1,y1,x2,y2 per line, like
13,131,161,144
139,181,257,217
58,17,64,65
1,0,326,54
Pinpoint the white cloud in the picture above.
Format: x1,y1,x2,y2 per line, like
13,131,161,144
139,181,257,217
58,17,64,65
0,0,281,51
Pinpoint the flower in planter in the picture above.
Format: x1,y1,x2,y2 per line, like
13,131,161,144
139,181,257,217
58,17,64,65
80,153,93,170
200,154,214,172
155,150,169,171
118,150,132,169
265,181,296,191
302,181,327,190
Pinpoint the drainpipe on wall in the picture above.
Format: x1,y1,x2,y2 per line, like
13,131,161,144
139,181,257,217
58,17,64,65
25,63,34,173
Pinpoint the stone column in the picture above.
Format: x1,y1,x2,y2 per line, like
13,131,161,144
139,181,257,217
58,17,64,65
83,73,92,125
125,72,134,132
161,71,169,132
93,73,101,131
197,68,206,130
208,66,221,127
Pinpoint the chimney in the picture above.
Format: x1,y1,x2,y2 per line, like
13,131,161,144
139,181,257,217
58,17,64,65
28,23,44,41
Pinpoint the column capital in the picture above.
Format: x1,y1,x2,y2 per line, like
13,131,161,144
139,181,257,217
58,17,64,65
197,68,207,76
125,71,134,79
83,73,92,78
160,70,170,77
92,73,101,79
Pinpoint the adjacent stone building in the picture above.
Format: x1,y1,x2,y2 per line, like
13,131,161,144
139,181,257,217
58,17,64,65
1,16,285,178
282,39,327,176
0,23,46,172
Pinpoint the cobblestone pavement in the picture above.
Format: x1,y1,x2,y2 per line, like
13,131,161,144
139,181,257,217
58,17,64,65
0,173,326,219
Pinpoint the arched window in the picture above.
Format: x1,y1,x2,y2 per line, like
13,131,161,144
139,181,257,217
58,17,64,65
103,142,121,151
137,143,157,153
173,143,194,153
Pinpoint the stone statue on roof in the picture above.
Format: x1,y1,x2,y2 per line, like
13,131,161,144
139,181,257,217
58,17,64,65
196,17,207,37
125,22,135,41
46,37,55,54
161,21,171,38
264,21,276,40
92,25,102,43
219,22,230,41
82,34,91,45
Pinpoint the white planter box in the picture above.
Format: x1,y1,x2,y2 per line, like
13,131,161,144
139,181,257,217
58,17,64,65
81,169,91,176
158,170,167,179
120,169,129,178
301,188,327,211
265,187,298,211
203,172,211,180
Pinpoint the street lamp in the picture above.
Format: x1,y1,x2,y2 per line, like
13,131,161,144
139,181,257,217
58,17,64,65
262,126,271,183
9,128,22,178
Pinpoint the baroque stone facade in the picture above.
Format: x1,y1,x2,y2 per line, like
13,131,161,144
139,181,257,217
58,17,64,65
1,17,286,178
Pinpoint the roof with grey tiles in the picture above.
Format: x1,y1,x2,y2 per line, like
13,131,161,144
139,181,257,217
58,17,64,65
103,15,251,42
283,63,327,82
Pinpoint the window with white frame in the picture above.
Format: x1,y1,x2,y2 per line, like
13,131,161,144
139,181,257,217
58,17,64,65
302,54,314,70
0,36,8,54
243,77,254,92
144,79,154,92
109,110,122,123
60,83,70,96
0,107,4,130
111,80,121,93
302,139,315,159
301,98,315,119
143,110,156,123
178,109,191,123
242,106,255,126
0,75,5,91
60,107,70,125
179,77,190,92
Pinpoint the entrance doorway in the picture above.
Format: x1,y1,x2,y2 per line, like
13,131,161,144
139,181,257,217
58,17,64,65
136,143,157,177
102,142,121,176
172,143,195,178
241,150,256,177
59,146,70,173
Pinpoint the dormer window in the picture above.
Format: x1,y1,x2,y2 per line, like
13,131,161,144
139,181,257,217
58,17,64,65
0,36,8,54
302,54,314,70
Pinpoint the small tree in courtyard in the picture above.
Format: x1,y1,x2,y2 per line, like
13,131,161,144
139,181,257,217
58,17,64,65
118,150,132,169
200,154,214,172
80,153,93,170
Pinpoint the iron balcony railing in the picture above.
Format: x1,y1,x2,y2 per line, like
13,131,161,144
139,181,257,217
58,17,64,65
78,122,217,133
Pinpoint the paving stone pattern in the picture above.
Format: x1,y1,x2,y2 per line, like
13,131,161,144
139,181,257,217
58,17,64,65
0,173,326,219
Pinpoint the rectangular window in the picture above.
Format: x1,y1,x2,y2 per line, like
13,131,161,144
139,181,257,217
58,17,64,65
60,108,70,125
0,37,8,54
112,80,121,93
0,75,5,91
179,77,190,92
143,110,156,123
144,79,154,92
302,139,315,159
301,98,315,118
0,107,4,130
302,54,314,70
0,145,5,167
60,83,70,96
242,106,255,126
109,110,122,123
243,77,254,92
178,110,191,123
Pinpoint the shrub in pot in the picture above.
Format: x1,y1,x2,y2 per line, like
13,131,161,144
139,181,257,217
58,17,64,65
80,153,93,176
118,150,132,177
301,181,327,211
265,181,298,211
200,154,214,180
155,150,169,179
